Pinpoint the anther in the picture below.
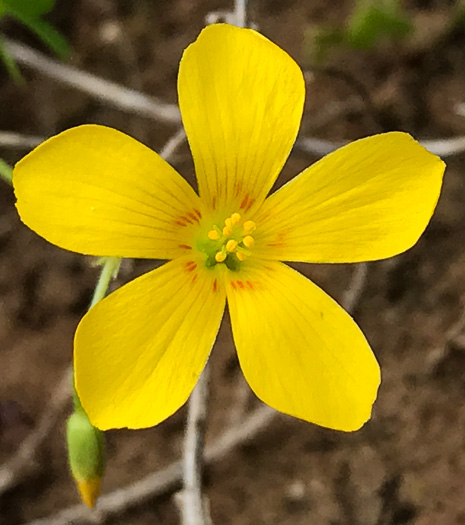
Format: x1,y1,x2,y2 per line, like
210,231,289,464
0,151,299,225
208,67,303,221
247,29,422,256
243,235,254,248
223,226,233,237
208,229,220,241
226,239,238,252
231,213,241,225
243,220,256,233
225,218,232,228
215,250,227,263
236,251,247,261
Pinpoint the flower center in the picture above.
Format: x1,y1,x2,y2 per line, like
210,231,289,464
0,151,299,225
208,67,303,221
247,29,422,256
200,212,255,271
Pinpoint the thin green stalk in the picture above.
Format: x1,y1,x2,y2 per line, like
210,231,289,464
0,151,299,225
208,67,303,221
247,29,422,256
69,257,121,506
0,158,13,185
72,257,121,412
89,257,121,308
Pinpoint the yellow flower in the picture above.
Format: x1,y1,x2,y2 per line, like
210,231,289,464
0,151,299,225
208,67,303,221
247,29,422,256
13,24,445,432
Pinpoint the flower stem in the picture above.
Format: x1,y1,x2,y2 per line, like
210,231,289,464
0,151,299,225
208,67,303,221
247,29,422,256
68,257,121,507
89,257,121,308
72,257,121,412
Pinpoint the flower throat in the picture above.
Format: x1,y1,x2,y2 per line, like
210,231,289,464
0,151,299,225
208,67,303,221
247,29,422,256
200,212,255,271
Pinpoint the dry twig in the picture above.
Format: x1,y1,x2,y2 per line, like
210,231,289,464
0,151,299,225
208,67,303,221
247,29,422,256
2,35,463,159
3,129,465,159
295,135,465,158
0,131,43,150
342,263,368,314
179,365,212,525
4,39,181,125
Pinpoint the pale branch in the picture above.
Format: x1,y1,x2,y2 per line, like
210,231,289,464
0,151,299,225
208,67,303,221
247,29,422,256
295,135,465,158
206,0,249,27
3,129,465,160
295,137,346,157
234,0,247,28
0,128,186,156
4,39,181,125
420,136,465,157
342,264,368,314
159,128,186,160
99,0,151,142
205,11,240,25
22,264,369,525
180,364,212,525
2,38,463,158
0,131,43,149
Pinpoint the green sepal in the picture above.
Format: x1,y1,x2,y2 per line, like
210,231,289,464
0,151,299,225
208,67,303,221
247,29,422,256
66,410,105,483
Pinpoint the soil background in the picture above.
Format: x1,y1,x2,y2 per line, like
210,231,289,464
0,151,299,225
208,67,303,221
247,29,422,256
1,0,465,524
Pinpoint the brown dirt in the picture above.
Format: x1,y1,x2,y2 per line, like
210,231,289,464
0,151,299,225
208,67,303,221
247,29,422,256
1,0,465,524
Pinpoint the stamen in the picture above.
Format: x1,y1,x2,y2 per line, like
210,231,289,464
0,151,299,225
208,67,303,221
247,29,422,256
231,212,241,225
208,229,220,240
226,239,238,252
215,250,227,263
204,213,256,268
243,235,254,248
243,220,256,233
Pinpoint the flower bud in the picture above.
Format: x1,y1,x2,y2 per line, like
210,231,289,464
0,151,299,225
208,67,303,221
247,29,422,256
66,410,105,508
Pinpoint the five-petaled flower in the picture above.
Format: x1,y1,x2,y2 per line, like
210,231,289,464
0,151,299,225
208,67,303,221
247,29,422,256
14,24,445,432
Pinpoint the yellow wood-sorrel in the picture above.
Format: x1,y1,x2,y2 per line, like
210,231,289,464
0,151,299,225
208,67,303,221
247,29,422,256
14,24,445,431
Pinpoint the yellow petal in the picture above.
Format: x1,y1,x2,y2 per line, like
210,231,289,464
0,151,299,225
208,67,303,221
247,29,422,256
14,125,202,259
226,261,380,431
254,133,445,263
178,24,304,214
75,256,225,430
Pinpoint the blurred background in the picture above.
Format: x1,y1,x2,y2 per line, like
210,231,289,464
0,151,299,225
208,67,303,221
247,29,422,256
1,0,465,523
